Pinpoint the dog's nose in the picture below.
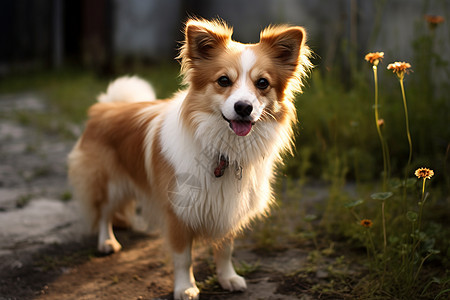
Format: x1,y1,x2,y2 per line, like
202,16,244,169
234,101,253,117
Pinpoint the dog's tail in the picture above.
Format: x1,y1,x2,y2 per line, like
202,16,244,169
97,76,156,103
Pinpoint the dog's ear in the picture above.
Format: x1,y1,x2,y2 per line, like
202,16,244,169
184,19,232,61
259,26,306,70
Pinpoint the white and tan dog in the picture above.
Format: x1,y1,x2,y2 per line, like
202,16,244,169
68,18,311,300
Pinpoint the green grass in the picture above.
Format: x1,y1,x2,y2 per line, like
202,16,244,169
0,63,181,138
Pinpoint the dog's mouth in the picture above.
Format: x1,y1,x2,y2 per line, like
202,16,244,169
222,115,255,137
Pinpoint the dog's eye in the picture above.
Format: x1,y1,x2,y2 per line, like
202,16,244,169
255,78,269,90
217,76,232,87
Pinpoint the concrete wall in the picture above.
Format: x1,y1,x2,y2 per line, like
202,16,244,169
1,0,448,75
112,0,450,70
114,0,183,59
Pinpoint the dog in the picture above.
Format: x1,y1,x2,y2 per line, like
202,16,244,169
68,18,311,300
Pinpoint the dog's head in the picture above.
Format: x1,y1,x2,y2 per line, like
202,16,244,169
179,18,312,138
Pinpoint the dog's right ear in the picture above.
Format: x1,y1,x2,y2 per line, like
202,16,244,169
259,26,306,72
184,19,233,61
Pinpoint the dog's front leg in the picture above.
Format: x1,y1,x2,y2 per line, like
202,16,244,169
172,238,199,300
167,211,199,300
214,239,247,292
172,240,199,300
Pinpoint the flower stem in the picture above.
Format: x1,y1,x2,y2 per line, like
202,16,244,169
381,200,387,251
414,252,433,282
400,77,413,178
381,199,388,287
399,77,412,207
417,178,426,233
367,229,377,262
410,178,427,273
373,65,389,190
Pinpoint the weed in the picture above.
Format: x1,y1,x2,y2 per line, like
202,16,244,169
110,275,119,285
234,260,260,276
365,52,390,189
196,275,220,292
60,190,72,202
334,47,446,298
282,15,449,297
388,61,414,205
16,194,32,208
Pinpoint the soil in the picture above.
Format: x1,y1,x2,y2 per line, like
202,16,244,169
0,93,359,300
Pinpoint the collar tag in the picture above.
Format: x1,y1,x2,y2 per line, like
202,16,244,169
214,155,229,177
235,164,243,180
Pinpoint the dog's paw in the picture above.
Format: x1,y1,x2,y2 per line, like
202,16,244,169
98,239,122,254
218,274,247,292
174,286,200,300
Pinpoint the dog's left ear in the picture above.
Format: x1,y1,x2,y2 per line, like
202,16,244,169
184,19,233,62
259,26,306,71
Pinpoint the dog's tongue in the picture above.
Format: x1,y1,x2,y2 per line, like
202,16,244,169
230,120,252,136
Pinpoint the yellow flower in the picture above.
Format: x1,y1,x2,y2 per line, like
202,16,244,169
387,62,411,74
360,219,373,228
425,15,445,27
425,15,445,31
415,168,434,180
387,62,412,80
365,52,384,66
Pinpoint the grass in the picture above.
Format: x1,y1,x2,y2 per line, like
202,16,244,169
0,63,181,138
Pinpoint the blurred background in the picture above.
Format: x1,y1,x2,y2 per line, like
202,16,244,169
1,0,449,77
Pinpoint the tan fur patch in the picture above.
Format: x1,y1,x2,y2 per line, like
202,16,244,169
81,102,157,190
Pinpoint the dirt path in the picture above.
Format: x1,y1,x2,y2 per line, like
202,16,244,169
0,93,349,300
32,233,313,300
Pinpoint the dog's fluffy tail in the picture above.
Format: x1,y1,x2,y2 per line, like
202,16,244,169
97,76,156,103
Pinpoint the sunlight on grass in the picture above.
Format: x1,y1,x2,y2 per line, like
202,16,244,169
0,64,180,138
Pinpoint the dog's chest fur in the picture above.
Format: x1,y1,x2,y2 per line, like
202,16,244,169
156,96,281,238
